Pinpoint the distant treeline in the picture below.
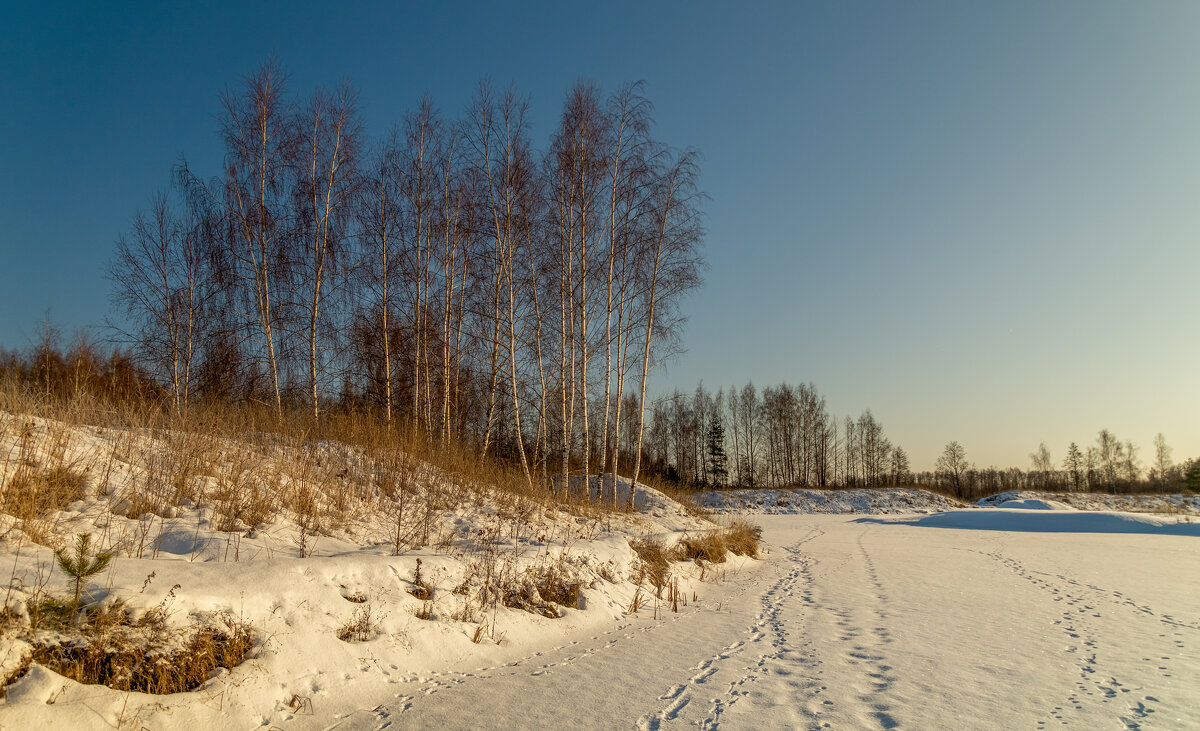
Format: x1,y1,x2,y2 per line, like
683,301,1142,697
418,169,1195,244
0,326,156,405
920,436,1199,500
2,331,1196,499
638,382,906,489
639,382,1199,499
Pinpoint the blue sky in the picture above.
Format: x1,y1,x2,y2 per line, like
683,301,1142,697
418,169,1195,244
2,2,1197,470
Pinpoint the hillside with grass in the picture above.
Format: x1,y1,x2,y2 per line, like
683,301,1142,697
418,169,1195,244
0,385,766,728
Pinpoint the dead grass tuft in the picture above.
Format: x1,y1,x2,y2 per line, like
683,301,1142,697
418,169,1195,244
2,465,87,522
336,603,379,642
722,518,762,558
25,610,253,694
502,563,582,618
210,461,277,532
629,537,672,590
408,558,432,601
677,532,728,564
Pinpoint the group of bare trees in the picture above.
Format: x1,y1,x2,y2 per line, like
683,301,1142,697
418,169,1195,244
635,382,910,489
923,431,1198,499
108,61,704,497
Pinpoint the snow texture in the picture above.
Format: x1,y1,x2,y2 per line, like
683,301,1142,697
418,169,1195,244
1,414,1196,729
328,515,1200,729
979,490,1200,515
695,487,963,515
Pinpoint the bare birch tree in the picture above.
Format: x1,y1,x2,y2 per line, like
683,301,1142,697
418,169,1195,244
292,81,363,420
108,190,211,411
356,130,404,426
467,82,537,485
176,59,295,416
629,150,705,498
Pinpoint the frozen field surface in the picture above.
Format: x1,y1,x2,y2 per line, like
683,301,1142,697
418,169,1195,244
338,512,1198,730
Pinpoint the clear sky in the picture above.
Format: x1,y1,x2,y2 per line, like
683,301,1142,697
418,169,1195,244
2,2,1197,471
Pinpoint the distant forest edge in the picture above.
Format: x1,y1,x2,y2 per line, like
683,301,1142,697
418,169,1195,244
2,339,1196,503
642,384,1199,500
3,60,1196,501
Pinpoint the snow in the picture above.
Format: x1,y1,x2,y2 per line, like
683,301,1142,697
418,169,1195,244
695,487,963,515
978,490,1200,515
0,412,724,729
322,514,1200,729
869,508,1200,536
994,498,1074,510
2,413,1197,729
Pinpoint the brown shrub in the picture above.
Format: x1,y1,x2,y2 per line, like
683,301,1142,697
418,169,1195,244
337,604,378,642
502,564,581,618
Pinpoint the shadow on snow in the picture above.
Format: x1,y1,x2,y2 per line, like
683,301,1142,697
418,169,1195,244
854,509,1200,536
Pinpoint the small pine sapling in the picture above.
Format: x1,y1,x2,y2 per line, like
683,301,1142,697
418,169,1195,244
55,533,113,607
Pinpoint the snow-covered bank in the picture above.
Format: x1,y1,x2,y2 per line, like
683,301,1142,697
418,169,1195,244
696,485,1199,521
0,411,752,730
978,489,1200,515
696,487,962,515
858,508,1200,535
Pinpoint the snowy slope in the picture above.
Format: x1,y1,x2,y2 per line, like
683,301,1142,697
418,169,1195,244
695,487,963,515
0,411,737,730
4,411,1195,730
978,490,1200,515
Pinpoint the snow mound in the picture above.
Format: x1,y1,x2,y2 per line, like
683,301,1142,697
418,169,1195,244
978,490,1200,516
994,498,1074,511
859,509,1200,536
556,474,702,532
696,487,962,515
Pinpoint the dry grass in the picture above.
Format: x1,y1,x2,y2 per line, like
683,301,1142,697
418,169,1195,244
2,465,87,521
677,532,729,563
4,594,254,695
631,518,762,596
502,562,582,618
629,537,672,590
30,618,252,694
0,416,90,544
722,518,762,558
337,603,378,642
0,381,642,560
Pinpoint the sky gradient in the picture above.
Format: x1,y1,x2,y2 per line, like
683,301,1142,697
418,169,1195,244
2,1,1197,471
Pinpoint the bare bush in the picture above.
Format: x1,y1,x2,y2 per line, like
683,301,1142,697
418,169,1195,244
337,603,379,642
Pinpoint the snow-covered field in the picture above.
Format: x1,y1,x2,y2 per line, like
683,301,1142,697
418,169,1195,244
309,510,1199,730
1,412,1197,729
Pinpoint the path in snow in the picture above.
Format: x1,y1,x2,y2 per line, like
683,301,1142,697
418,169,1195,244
327,514,1199,730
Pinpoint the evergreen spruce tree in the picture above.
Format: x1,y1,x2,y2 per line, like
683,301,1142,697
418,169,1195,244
706,419,728,487
1064,442,1084,491
1186,460,1200,492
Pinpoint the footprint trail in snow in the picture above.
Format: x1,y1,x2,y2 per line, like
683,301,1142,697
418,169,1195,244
327,515,1199,730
